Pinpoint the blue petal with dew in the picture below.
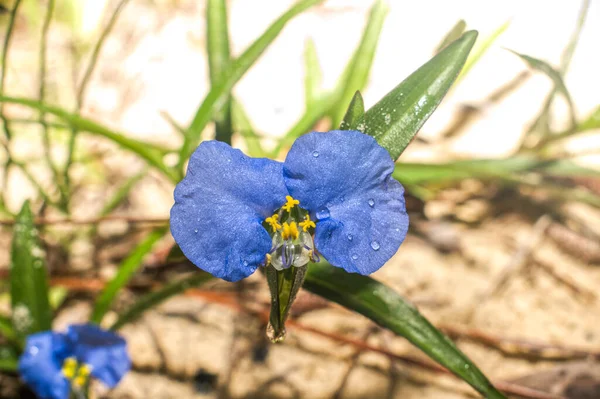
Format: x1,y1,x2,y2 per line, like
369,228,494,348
171,141,289,281
66,324,130,388
283,130,409,274
19,331,71,399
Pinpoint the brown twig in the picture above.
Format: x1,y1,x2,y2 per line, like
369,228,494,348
441,324,600,361
547,222,600,263
0,215,168,226
533,257,597,302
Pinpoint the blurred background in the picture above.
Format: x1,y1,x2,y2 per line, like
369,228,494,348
0,0,599,398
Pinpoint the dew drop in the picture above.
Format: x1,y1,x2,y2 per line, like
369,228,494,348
243,261,249,267
316,207,330,220
194,229,198,233
29,346,39,356
370,241,380,251
351,254,358,260
368,199,375,207
384,114,391,125
347,234,353,241
312,150,319,158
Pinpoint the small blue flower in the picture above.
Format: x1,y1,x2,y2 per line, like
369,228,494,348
19,324,131,399
171,130,409,282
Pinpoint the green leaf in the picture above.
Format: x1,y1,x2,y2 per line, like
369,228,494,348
183,0,323,164
232,99,266,157
207,0,233,144
330,0,388,127
90,226,167,324
339,90,365,130
110,272,213,331
577,105,600,132
304,262,506,399
0,345,19,372
0,314,18,344
435,20,466,53
508,50,577,128
0,96,180,182
303,38,322,108
455,21,509,84
364,31,478,161
10,201,52,338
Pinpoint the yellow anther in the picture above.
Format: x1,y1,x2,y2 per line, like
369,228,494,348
265,214,282,232
73,364,92,387
266,253,272,264
282,222,299,240
62,357,77,379
281,196,300,212
299,215,316,232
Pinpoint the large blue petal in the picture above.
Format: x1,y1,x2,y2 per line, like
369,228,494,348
66,324,130,388
283,130,409,274
171,141,289,282
19,331,71,399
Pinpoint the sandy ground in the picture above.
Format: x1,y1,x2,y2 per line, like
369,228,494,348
1,0,600,398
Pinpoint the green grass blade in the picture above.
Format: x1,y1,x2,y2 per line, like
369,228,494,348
304,262,506,399
576,105,600,132
364,31,477,161
303,38,322,109
110,272,213,330
0,345,18,372
232,99,266,157
0,96,179,182
10,201,52,338
182,0,323,165
455,21,509,84
339,90,365,130
0,314,18,344
508,50,577,128
90,226,167,324
207,0,233,144
435,19,466,53
330,0,388,127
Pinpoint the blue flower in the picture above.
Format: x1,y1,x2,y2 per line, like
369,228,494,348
19,324,131,399
171,130,409,282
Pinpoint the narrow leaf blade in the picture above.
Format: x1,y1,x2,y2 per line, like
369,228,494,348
456,21,509,83
331,0,388,126
435,20,466,53
304,262,506,399
207,0,233,144
10,201,52,338
509,50,577,127
364,31,478,160
90,226,167,324
339,90,365,130
304,38,322,109
183,0,323,162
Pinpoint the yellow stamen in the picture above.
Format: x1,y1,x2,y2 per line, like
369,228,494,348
73,364,92,387
282,222,299,240
62,357,77,379
266,253,272,264
299,215,316,232
281,196,300,212
265,214,282,232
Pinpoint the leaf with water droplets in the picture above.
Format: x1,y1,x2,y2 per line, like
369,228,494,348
10,201,52,339
363,31,478,161
304,262,506,399
339,91,365,131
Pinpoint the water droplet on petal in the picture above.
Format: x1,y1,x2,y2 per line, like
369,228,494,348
194,229,198,233
368,199,375,207
370,241,380,251
29,346,39,356
347,234,353,241
316,207,330,220
351,254,358,260
312,150,319,158
243,261,249,267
